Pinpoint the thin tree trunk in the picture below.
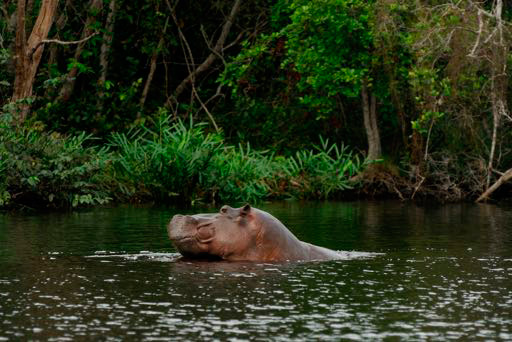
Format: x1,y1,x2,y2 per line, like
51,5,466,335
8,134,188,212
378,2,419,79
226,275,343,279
172,0,241,99
375,0,408,148
485,0,509,189
96,0,116,116
487,91,500,188
12,0,59,122
361,82,381,161
57,0,102,102
139,17,169,114
12,0,28,106
370,91,381,157
138,47,159,114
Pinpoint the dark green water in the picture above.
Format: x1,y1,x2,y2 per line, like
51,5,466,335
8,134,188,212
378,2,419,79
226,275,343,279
0,201,511,341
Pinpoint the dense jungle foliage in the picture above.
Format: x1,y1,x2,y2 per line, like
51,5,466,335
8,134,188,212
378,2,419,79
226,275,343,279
1,0,512,209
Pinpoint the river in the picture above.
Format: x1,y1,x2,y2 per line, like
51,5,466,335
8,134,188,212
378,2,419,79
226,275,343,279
0,201,511,340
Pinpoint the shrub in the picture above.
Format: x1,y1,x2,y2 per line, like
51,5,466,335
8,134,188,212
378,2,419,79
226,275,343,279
109,115,365,204
1,111,365,209
109,115,224,202
0,114,112,209
283,137,365,199
206,144,280,203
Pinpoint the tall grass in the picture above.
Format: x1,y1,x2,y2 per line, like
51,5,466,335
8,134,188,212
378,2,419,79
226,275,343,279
284,137,364,199
206,143,279,203
110,115,365,204
109,116,224,201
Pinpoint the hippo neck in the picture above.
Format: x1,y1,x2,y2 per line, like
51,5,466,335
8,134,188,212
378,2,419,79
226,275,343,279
251,209,341,261
253,209,311,261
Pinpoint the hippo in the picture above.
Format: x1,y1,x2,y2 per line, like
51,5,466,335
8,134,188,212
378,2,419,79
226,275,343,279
167,204,342,262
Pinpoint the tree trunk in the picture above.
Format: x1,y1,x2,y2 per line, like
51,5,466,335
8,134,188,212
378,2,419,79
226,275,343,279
139,17,169,114
57,0,102,102
375,0,408,148
138,47,159,114
361,81,382,161
11,0,59,123
96,0,116,116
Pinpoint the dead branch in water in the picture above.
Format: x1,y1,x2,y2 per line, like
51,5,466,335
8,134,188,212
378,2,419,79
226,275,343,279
476,168,512,202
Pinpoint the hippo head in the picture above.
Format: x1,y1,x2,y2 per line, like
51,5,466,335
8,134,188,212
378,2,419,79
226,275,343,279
167,204,261,260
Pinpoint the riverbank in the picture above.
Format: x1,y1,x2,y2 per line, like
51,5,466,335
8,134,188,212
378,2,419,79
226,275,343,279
1,115,510,211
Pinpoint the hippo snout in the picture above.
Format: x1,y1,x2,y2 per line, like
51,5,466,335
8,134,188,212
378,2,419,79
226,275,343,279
170,214,197,226
168,215,198,241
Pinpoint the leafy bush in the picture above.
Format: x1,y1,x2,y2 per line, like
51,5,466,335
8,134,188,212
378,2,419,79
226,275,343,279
206,144,280,203
109,115,224,202
1,109,367,209
284,137,365,199
0,114,112,209
110,115,365,204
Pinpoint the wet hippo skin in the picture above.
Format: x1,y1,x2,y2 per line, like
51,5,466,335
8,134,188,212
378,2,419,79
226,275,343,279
167,204,342,262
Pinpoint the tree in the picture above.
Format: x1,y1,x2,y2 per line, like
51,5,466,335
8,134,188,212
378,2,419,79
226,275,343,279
11,0,58,122
96,0,116,116
281,0,381,160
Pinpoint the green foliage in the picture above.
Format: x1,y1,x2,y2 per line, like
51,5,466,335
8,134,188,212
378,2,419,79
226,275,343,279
0,107,366,210
110,115,365,204
283,0,373,100
109,114,225,201
206,144,279,203
220,0,396,153
411,110,445,135
0,114,112,209
4,0,511,203
219,33,282,96
284,137,365,199
219,0,378,151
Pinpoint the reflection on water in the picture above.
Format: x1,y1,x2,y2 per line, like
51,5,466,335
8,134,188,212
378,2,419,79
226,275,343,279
0,202,511,340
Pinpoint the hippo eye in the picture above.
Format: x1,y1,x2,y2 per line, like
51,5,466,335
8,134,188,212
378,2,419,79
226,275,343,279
220,205,228,214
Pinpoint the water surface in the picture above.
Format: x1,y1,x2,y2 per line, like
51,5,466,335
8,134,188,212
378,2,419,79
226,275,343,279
1,201,511,340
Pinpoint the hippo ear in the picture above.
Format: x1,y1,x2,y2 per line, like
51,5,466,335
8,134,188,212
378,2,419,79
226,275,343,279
240,204,251,217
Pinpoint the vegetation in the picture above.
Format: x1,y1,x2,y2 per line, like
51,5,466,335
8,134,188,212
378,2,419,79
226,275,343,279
108,115,363,205
0,114,112,209
0,113,364,209
1,0,512,209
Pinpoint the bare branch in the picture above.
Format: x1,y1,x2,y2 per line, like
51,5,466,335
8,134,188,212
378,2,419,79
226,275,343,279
223,31,245,51
200,25,226,67
468,9,484,57
42,32,98,46
139,16,169,111
192,85,219,132
33,31,98,55
496,0,504,45
476,168,512,202
171,0,242,99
